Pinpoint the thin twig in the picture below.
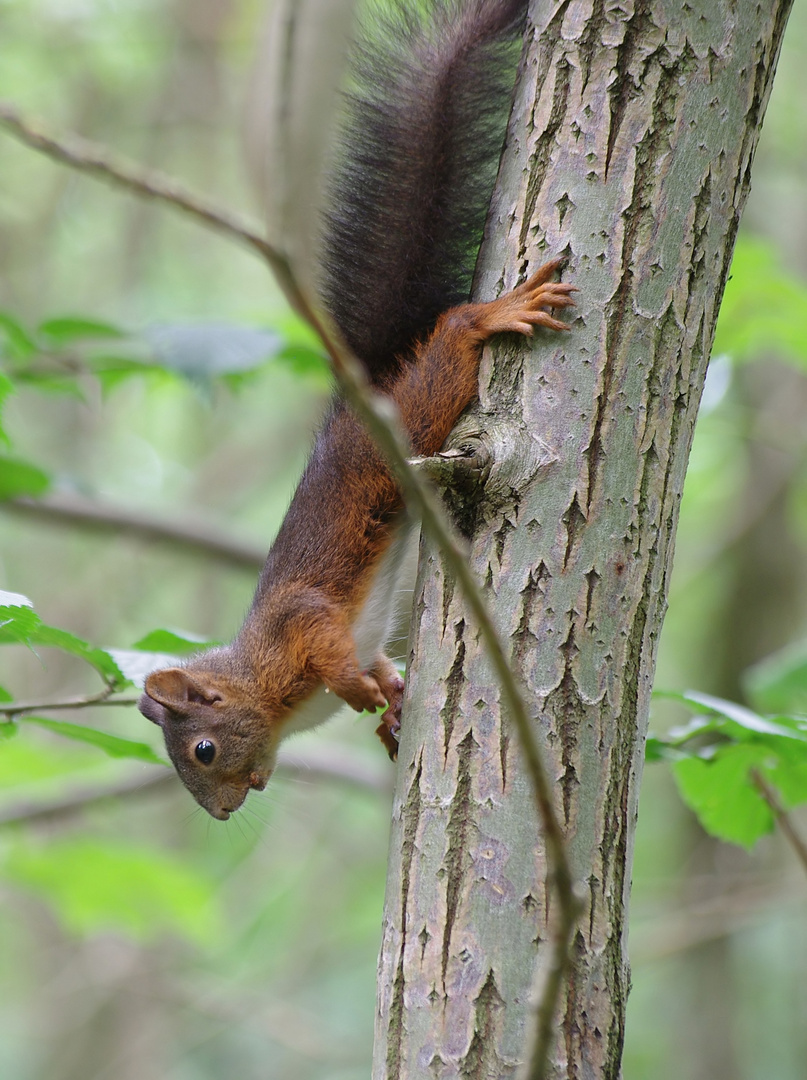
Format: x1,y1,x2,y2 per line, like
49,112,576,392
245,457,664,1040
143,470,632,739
0,101,304,315
751,769,807,877
0,99,579,1072
0,692,140,718
6,492,265,571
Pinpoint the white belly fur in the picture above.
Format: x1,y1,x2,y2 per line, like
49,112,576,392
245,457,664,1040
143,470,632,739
281,520,419,740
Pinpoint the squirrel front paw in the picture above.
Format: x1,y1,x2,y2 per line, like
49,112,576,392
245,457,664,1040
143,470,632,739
339,673,387,713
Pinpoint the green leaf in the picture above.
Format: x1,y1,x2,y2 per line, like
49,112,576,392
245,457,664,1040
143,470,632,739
0,590,33,609
0,454,51,500
21,717,166,765
106,648,180,688
0,733,108,788
37,316,126,343
644,736,685,763
143,323,283,379
3,837,218,944
744,639,807,716
0,601,125,687
89,355,174,396
0,723,18,742
132,628,214,654
0,369,13,446
111,629,217,686
0,312,36,360
11,370,86,400
673,743,775,848
659,689,807,743
757,739,807,810
275,342,329,380
713,238,807,367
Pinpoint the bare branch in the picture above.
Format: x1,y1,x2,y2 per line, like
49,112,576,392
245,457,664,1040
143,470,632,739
6,492,265,571
0,101,278,265
0,692,140,718
0,101,329,328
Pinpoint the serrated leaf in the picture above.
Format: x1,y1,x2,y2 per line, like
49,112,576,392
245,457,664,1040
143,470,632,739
0,601,39,640
0,454,51,500
3,837,218,943
673,743,775,848
0,312,36,360
665,689,807,742
0,603,125,686
0,590,33,609
21,717,165,764
106,649,180,688
38,316,126,343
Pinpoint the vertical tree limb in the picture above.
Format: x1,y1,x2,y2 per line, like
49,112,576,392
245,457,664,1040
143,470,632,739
373,1,794,1077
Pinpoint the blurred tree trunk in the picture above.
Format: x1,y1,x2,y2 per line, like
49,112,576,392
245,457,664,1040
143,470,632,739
372,1,793,1078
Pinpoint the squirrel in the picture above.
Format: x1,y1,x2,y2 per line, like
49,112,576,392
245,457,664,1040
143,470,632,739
138,0,576,820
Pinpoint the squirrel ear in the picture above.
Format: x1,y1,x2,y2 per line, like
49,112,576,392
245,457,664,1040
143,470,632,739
138,691,167,727
143,668,225,713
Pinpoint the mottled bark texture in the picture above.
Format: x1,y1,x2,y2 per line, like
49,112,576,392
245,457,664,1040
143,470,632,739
373,1,793,1078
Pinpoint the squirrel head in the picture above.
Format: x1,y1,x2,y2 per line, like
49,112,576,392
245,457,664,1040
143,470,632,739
139,657,281,819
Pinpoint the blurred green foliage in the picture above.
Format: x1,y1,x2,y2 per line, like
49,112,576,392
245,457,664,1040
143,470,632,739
1,1,807,1079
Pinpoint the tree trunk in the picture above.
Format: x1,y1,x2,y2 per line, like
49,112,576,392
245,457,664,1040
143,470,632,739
373,1,793,1077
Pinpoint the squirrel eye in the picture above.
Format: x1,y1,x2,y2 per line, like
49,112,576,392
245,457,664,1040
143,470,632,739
195,740,216,765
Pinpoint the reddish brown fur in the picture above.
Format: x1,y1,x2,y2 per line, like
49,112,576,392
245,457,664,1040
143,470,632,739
140,262,575,816
238,260,576,708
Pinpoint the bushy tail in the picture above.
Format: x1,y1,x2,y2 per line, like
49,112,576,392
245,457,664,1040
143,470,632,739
318,0,528,382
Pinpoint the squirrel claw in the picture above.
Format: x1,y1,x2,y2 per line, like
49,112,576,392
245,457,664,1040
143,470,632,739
371,668,404,760
376,721,399,761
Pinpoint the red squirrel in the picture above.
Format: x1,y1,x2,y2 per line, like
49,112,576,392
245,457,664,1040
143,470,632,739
138,0,576,819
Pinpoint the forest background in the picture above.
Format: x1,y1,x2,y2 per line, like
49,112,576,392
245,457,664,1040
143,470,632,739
1,1,807,1078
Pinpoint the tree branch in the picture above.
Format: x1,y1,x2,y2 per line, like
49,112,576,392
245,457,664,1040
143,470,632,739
0,102,275,262
0,691,140,718
751,769,807,877
5,492,265,571
0,100,311,323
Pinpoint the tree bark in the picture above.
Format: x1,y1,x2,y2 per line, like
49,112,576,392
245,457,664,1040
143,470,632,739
373,1,793,1078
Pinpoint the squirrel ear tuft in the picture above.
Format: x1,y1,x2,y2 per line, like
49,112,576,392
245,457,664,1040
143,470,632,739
143,668,224,713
